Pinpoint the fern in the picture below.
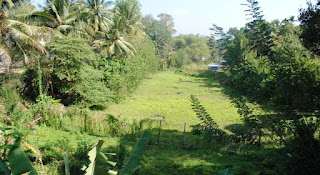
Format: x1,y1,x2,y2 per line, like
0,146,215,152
190,94,218,129
190,95,228,144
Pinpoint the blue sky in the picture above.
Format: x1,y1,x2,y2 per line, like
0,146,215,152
31,0,317,36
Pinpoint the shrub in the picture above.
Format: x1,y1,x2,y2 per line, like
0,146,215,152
47,36,114,108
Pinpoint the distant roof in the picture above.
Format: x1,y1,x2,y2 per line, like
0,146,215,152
208,64,219,67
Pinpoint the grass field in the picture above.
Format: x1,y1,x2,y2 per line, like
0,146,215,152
102,69,257,174
105,70,240,131
26,68,259,174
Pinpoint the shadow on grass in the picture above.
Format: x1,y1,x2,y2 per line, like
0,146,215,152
190,70,241,98
101,128,264,175
193,70,282,114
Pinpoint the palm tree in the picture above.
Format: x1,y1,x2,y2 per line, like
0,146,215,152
82,0,114,33
114,0,144,36
92,14,136,57
33,0,80,35
0,0,49,66
35,0,113,41
92,0,143,57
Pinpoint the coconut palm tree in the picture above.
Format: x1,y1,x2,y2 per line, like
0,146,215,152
92,14,136,57
113,0,144,36
82,0,114,33
32,0,81,35
0,0,49,66
92,0,143,57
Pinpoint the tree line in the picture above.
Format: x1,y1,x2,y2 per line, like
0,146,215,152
1,0,218,109
208,0,320,174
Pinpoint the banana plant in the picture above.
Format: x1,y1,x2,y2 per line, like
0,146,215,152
0,127,38,175
82,140,118,175
81,130,151,175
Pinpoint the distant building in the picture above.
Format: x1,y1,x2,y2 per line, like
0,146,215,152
208,61,227,71
208,64,220,71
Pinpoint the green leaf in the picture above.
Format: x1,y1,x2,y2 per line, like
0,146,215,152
84,140,118,175
8,144,38,175
84,140,104,175
120,130,151,175
0,159,10,175
218,168,235,175
0,145,14,150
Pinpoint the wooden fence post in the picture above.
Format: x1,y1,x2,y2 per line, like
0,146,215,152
158,120,162,145
183,123,186,148
84,113,87,133
139,119,142,136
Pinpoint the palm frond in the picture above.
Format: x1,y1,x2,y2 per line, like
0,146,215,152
115,39,135,56
9,27,47,55
3,0,14,8
7,19,51,36
57,24,74,32
49,1,62,24
16,42,29,64
31,11,57,22
5,3,34,20
64,16,77,25
109,42,115,55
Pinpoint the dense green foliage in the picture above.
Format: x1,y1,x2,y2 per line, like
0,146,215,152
102,35,160,101
1,0,160,174
218,0,320,174
142,14,175,59
10,0,161,107
299,0,320,55
169,35,210,68
48,36,114,108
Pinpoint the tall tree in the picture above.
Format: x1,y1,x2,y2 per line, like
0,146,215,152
93,0,141,57
242,0,274,58
299,0,320,55
142,13,175,59
82,0,114,34
158,13,176,35
209,24,233,58
207,35,219,61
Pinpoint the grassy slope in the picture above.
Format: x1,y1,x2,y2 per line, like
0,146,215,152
104,70,256,175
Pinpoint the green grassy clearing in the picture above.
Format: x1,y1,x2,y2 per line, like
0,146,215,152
102,70,257,174
26,69,258,174
105,70,240,131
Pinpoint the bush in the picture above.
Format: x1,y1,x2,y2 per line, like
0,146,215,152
21,36,115,109
99,35,160,101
